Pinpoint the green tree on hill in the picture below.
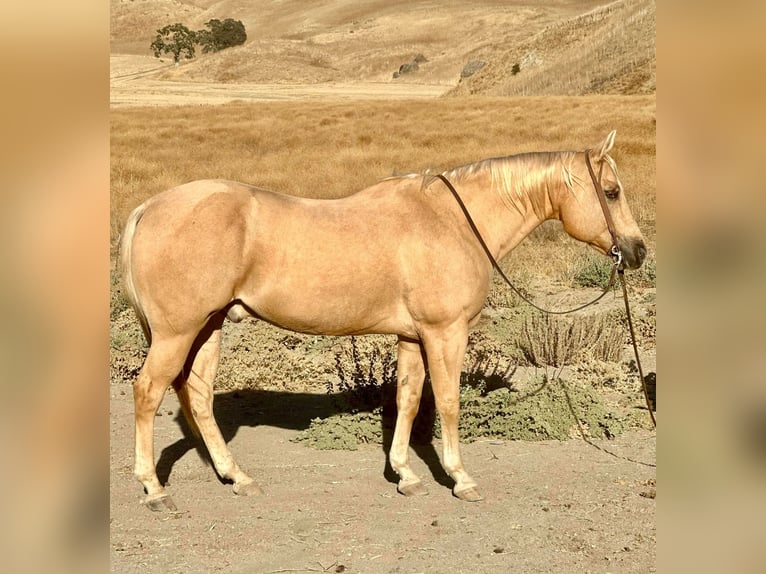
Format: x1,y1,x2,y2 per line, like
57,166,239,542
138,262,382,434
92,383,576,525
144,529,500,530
196,18,247,53
149,19,247,63
150,23,197,63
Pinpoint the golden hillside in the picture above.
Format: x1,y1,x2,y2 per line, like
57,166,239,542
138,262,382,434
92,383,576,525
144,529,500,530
110,0,654,95
450,0,655,96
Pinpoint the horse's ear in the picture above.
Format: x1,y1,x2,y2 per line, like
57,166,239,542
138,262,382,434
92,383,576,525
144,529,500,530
592,130,617,161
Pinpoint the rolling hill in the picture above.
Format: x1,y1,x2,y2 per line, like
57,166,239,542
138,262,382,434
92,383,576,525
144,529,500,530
110,0,655,95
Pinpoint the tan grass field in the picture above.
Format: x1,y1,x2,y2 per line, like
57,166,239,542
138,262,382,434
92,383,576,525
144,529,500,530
111,96,655,282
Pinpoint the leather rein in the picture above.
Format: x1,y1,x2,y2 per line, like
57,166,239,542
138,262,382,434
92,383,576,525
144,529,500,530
436,150,656,427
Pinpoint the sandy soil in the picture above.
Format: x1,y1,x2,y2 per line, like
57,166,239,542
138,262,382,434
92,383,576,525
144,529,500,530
109,379,655,574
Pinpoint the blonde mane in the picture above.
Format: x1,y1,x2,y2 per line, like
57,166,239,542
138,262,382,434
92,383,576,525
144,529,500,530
385,151,603,220
418,151,582,219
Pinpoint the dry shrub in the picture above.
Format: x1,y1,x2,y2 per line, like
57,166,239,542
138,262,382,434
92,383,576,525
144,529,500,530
328,335,397,413
571,252,615,288
518,312,623,367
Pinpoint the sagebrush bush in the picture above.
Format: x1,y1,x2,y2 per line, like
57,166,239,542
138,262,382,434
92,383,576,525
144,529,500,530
327,336,397,413
517,312,623,367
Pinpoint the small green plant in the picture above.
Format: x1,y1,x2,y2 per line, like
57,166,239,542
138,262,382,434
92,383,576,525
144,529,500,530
511,63,521,75
295,410,385,450
572,253,614,288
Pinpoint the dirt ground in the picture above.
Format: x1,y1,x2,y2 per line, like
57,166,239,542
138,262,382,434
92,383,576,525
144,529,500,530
109,379,655,574
110,281,656,573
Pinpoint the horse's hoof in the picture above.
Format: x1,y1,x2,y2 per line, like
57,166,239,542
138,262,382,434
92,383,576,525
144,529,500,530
233,479,263,497
453,486,483,502
397,480,429,497
144,493,178,512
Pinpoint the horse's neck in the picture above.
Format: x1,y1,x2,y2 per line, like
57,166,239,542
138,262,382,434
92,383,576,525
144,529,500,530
458,169,554,261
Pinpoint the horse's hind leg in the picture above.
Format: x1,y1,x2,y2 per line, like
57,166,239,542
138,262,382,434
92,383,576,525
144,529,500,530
389,337,429,496
133,334,196,511
422,322,483,502
178,314,262,497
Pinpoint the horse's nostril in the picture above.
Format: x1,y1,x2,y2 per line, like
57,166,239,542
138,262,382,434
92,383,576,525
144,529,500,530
620,238,647,269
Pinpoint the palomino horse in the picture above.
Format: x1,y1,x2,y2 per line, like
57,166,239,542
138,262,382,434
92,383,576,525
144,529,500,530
120,130,646,511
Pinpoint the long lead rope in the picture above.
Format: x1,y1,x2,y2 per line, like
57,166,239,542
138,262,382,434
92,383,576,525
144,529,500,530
435,171,656,428
618,269,657,427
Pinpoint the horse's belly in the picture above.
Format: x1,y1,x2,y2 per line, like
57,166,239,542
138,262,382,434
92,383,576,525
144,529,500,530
239,280,412,337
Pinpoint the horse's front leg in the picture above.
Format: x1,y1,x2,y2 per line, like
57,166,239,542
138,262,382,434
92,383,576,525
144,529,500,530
389,337,429,496
422,322,483,502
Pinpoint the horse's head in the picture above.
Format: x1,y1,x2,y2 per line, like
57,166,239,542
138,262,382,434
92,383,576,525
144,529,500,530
558,131,647,269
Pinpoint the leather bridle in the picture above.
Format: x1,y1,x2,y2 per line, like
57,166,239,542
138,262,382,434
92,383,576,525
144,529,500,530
584,150,623,268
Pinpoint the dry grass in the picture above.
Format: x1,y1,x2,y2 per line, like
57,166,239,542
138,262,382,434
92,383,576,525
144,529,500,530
451,0,656,97
111,95,655,280
110,0,597,86
112,96,654,218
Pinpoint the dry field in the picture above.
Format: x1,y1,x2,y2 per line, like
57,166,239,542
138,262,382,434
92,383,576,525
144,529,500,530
110,1,655,573
110,96,656,272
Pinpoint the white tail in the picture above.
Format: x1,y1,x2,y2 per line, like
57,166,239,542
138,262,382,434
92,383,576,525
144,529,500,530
119,202,151,345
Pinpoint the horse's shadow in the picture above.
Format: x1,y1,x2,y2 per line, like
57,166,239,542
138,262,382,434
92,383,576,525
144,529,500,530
155,382,452,490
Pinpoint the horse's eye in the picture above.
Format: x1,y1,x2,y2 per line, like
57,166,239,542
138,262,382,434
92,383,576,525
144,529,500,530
604,187,620,199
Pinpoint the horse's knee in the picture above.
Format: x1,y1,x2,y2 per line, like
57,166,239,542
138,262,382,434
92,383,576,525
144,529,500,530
397,391,421,416
188,393,214,422
435,395,460,420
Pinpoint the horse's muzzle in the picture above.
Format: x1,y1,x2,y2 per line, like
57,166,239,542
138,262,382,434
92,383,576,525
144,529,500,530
618,237,647,270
